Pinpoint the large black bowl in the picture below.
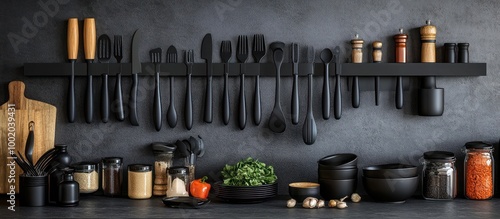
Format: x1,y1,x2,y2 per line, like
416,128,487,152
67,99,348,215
318,168,358,180
362,163,417,179
319,179,357,200
318,153,358,167
362,176,418,203
288,182,320,202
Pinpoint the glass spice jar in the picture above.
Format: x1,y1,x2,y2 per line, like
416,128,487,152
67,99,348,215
128,164,153,199
463,141,495,200
73,162,99,194
166,166,189,198
421,151,457,200
101,157,123,197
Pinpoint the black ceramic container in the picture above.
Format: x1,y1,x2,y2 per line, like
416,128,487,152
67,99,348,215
57,170,79,206
49,144,72,204
362,163,418,179
457,43,469,63
20,174,48,207
288,182,320,202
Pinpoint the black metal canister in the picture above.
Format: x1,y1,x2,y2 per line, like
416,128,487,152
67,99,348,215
457,43,469,63
444,43,456,63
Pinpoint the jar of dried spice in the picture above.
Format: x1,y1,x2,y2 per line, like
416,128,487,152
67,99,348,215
102,157,123,197
463,141,495,200
73,162,99,193
128,164,152,199
421,151,457,200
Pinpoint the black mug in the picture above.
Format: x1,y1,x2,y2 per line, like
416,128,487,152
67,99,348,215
20,174,48,206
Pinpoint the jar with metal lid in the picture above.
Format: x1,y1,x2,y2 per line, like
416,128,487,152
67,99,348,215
73,162,99,193
101,157,123,197
421,151,457,200
166,166,189,198
463,141,495,200
128,164,152,199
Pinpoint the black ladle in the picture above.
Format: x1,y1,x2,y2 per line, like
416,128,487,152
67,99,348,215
268,42,286,133
320,48,333,120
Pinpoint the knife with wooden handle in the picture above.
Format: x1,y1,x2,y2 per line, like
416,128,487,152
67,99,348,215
350,34,363,108
67,18,78,123
394,28,407,109
83,18,96,123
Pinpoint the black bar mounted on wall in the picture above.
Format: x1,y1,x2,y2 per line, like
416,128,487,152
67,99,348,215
24,63,486,77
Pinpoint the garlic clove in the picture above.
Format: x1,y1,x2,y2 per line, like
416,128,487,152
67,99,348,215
351,193,361,203
317,199,325,208
337,201,348,209
287,199,296,208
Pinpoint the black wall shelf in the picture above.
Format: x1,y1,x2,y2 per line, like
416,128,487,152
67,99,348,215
24,63,486,77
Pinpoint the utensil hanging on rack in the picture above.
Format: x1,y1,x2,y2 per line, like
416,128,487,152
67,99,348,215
350,34,363,108
236,35,248,130
252,34,265,126
150,48,163,131
394,28,407,109
220,40,232,125
66,18,78,123
97,34,111,123
83,18,96,124
268,42,286,133
372,41,382,106
291,43,300,125
166,46,178,128
333,46,342,120
320,48,333,120
201,33,213,123
302,46,317,145
184,50,194,130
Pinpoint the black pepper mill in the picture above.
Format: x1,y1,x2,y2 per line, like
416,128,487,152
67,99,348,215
419,20,444,116
57,169,79,206
48,144,72,204
457,43,469,63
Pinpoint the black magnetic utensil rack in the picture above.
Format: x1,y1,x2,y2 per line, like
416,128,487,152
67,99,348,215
24,63,486,77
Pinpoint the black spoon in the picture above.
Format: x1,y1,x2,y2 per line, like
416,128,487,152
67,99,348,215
320,48,333,120
268,42,286,133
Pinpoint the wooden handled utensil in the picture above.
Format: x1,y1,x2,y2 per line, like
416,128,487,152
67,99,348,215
67,18,78,123
351,34,363,108
84,18,96,123
372,41,382,106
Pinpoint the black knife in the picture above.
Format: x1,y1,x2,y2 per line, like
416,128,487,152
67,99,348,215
201,33,213,123
129,29,141,126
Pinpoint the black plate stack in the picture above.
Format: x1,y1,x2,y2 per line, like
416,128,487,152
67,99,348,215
214,182,278,204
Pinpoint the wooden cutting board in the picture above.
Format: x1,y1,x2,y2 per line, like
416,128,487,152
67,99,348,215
0,81,56,193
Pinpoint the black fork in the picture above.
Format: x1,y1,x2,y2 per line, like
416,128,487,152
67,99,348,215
113,35,124,121
220,40,232,125
150,48,163,131
98,34,111,123
237,35,248,130
184,50,194,130
252,34,265,126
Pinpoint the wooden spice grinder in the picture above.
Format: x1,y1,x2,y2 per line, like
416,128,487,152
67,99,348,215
351,34,363,108
419,20,444,116
394,28,407,109
372,41,382,106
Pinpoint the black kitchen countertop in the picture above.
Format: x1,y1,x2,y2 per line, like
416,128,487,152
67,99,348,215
2,195,500,218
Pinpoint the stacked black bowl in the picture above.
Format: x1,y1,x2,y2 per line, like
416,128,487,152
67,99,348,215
362,163,418,203
318,153,358,200
214,182,278,204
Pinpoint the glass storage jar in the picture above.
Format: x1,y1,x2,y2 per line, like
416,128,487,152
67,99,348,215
128,164,153,199
421,151,457,200
463,141,495,200
166,166,189,198
73,162,99,193
101,157,123,197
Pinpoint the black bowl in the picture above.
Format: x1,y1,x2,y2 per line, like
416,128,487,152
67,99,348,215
362,163,418,179
318,168,358,180
318,153,358,167
288,182,320,202
319,179,357,200
362,176,418,203
318,163,357,170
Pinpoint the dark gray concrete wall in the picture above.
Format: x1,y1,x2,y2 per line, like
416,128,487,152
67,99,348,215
1,0,499,195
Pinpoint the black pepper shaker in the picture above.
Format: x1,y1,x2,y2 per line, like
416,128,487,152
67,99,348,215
457,43,469,63
57,169,79,206
444,43,456,63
